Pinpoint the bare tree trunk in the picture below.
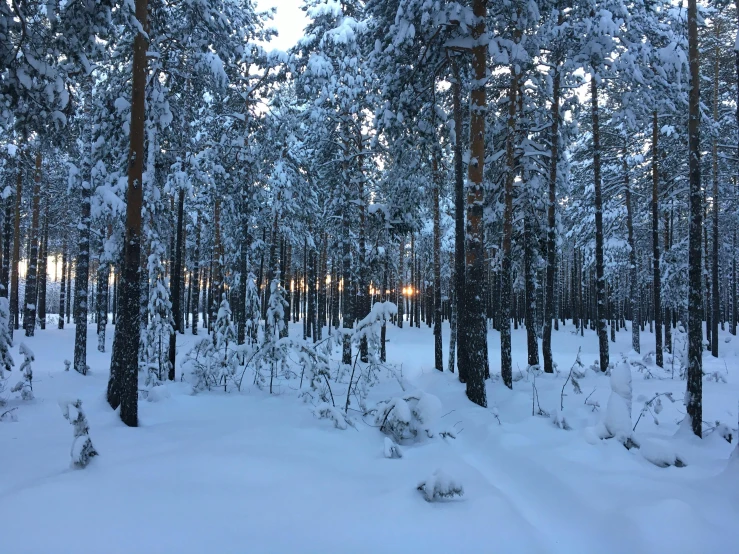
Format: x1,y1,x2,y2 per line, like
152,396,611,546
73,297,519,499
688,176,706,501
711,26,721,358
108,0,148,427
169,188,185,379
542,40,561,374
500,60,517,389
341,153,353,366
192,217,200,335
397,237,404,329
624,158,640,353
664,207,672,352
652,111,663,366
58,237,67,329
591,75,609,372
38,205,48,330
10,156,23,335
451,59,466,383
24,151,41,337
96,229,109,352
686,0,703,437
433,151,443,371
73,144,92,374
462,0,488,407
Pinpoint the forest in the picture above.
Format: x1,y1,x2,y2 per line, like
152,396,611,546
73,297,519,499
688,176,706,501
1,0,738,552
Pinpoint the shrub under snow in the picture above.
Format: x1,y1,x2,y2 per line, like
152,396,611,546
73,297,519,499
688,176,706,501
375,392,444,443
383,437,402,459
604,359,634,446
417,470,464,502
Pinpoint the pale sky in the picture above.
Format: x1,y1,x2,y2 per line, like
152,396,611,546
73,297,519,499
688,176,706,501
257,0,309,52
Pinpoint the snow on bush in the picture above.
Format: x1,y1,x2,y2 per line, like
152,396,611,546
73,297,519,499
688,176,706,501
604,359,634,447
383,437,402,459
59,399,98,469
11,342,34,401
375,392,444,443
417,470,464,502
313,402,353,430
0,297,13,373
638,438,686,468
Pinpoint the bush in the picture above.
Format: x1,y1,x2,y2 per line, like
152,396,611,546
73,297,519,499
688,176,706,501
417,470,464,502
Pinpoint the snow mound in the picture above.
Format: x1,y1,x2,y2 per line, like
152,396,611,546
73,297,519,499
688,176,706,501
383,437,402,459
417,470,464,502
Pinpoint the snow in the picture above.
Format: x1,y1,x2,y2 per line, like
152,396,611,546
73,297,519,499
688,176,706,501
1,320,738,552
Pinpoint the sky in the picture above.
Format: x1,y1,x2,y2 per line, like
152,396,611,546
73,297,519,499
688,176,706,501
256,0,309,52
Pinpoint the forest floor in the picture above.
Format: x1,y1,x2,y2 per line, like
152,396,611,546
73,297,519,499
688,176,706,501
1,319,738,553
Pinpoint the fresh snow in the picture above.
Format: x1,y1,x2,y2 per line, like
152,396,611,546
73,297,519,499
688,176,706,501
1,320,738,553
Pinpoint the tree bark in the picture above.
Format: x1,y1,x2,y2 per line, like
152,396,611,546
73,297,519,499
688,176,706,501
10,156,22,335
686,0,703,437
169,188,185,379
542,44,561,374
711,26,720,358
624,158,640,353
38,204,48,330
433,151,443,371
591,75,609,372
107,0,148,427
500,60,518,389
462,0,488,408
24,151,41,337
652,111,663,366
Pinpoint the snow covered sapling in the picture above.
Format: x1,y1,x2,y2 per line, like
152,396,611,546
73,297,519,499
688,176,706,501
561,347,584,411
313,403,354,430
632,392,676,432
417,470,464,502
0,297,13,373
11,342,34,400
59,399,98,468
214,294,238,392
64,359,71,372
603,359,636,448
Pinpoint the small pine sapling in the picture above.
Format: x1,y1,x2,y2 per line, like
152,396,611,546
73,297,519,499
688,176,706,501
59,399,98,468
603,358,637,449
11,342,34,400
417,470,464,502
214,293,238,392
64,359,71,372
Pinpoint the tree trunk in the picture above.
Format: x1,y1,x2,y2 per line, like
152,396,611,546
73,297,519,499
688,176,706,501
38,205,48,330
500,60,518,389
711,27,720,358
24,151,41,337
542,45,561,374
652,111,663,366
341,154,353,366
462,0,488,408
58,237,67,329
591,75,609,372
524,211,539,367
169,188,185,379
107,0,148,427
192,217,200,335
686,0,703,437
433,151,443,371
451,59,466,383
10,156,23,335
73,145,92,374
625,158,640,353
96,230,108,352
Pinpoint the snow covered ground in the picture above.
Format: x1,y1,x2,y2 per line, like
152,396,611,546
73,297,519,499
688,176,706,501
2,320,738,553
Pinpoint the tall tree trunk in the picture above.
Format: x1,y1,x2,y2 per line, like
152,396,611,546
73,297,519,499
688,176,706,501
169,188,185,379
451,59,466,383
192,218,200,335
397,237,404,328
433,152,443,371
711,27,720,358
96,240,108,353
24,151,41,337
1,194,10,301
500,60,518,389
462,0,488,407
664,207,672,352
624,158,640,353
73,146,92,374
542,44,561,374
38,205,48,330
652,111,663,366
524,211,539,367
107,0,148,427
591,75,609,372
10,156,23,335
686,0,703,437
58,237,67,329
341,153,353,366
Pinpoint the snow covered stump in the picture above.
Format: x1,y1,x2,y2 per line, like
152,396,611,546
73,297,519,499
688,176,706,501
11,342,34,400
59,399,98,469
